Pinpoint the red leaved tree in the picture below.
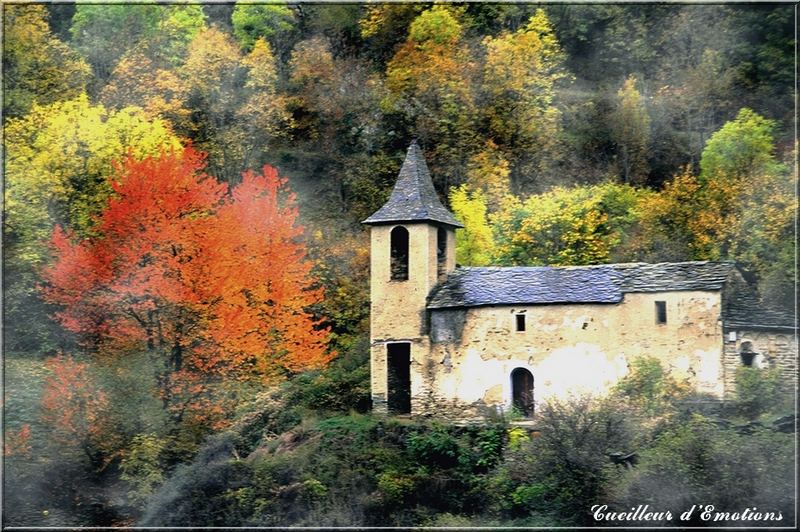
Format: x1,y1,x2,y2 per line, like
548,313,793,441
41,147,332,425
40,354,116,458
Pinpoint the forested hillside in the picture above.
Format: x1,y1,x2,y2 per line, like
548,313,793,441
3,2,795,527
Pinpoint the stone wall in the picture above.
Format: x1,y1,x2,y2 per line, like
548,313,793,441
418,290,725,416
721,328,798,397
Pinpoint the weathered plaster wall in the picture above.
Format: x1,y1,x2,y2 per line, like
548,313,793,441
416,290,724,417
370,223,456,414
722,329,798,396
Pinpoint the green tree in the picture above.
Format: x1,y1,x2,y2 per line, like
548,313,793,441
699,108,781,183
610,75,651,184
70,2,205,91
2,4,90,119
70,2,162,87
231,1,296,54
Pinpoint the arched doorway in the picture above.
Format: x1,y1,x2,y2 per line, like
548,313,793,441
511,368,534,417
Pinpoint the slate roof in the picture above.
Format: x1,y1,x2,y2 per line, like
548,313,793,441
427,261,737,309
722,286,797,330
427,266,624,308
362,141,463,228
427,260,796,330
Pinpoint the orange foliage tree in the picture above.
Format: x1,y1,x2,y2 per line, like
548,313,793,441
41,147,332,425
40,354,115,458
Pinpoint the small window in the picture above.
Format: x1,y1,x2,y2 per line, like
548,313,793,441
655,301,667,324
740,341,755,367
390,226,409,281
437,227,447,279
515,314,526,332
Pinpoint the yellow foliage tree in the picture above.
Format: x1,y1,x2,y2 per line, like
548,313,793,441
449,185,496,266
610,75,651,184
482,9,567,188
465,140,512,212
2,4,91,119
238,37,294,163
4,95,182,265
100,51,190,127
384,5,477,187
492,183,644,266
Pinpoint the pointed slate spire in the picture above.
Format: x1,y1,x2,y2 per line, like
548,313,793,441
362,141,463,227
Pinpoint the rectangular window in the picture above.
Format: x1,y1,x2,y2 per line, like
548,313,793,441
515,314,526,332
655,301,667,324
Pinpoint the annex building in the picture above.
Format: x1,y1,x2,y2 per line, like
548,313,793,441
363,141,797,418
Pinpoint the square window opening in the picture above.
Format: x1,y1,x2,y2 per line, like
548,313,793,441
515,314,526,332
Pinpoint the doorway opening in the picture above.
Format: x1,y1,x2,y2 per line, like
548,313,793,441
511,368,534,417
387,343,411,414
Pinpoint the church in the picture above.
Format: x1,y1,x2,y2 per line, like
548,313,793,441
363,141,797,419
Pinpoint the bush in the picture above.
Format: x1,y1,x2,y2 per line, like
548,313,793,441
285,339,370,414
406,427,460,469
734,366,783,419
488,396,636,524
614,356,689,415
610,414,795,525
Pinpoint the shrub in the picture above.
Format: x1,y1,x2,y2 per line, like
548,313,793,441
285,340,370,414
734,366,783,419
610,414,795,525
488,396,636,524
614,356,689,415
406,427,460,469
120,434,169,506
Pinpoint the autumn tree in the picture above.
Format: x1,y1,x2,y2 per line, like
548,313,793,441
100,51,190,127
70,2,205,92
3,95,181,352
4,95,181,263
40,354,115,459
236,38,294,169
465,140,512,212
384,5,478,189
41,148,332,428
98,3,205,121
2,4,90,119
481,9,568,191
70,2,162,89
359,2,423,64
635,109,793,307
492,183,644,266
449,185,496,266
179,27,248,182
610,75,651,184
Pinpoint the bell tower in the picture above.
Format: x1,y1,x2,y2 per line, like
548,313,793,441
362,141,462,415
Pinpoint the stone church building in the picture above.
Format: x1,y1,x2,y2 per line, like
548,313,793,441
363,141,796,418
